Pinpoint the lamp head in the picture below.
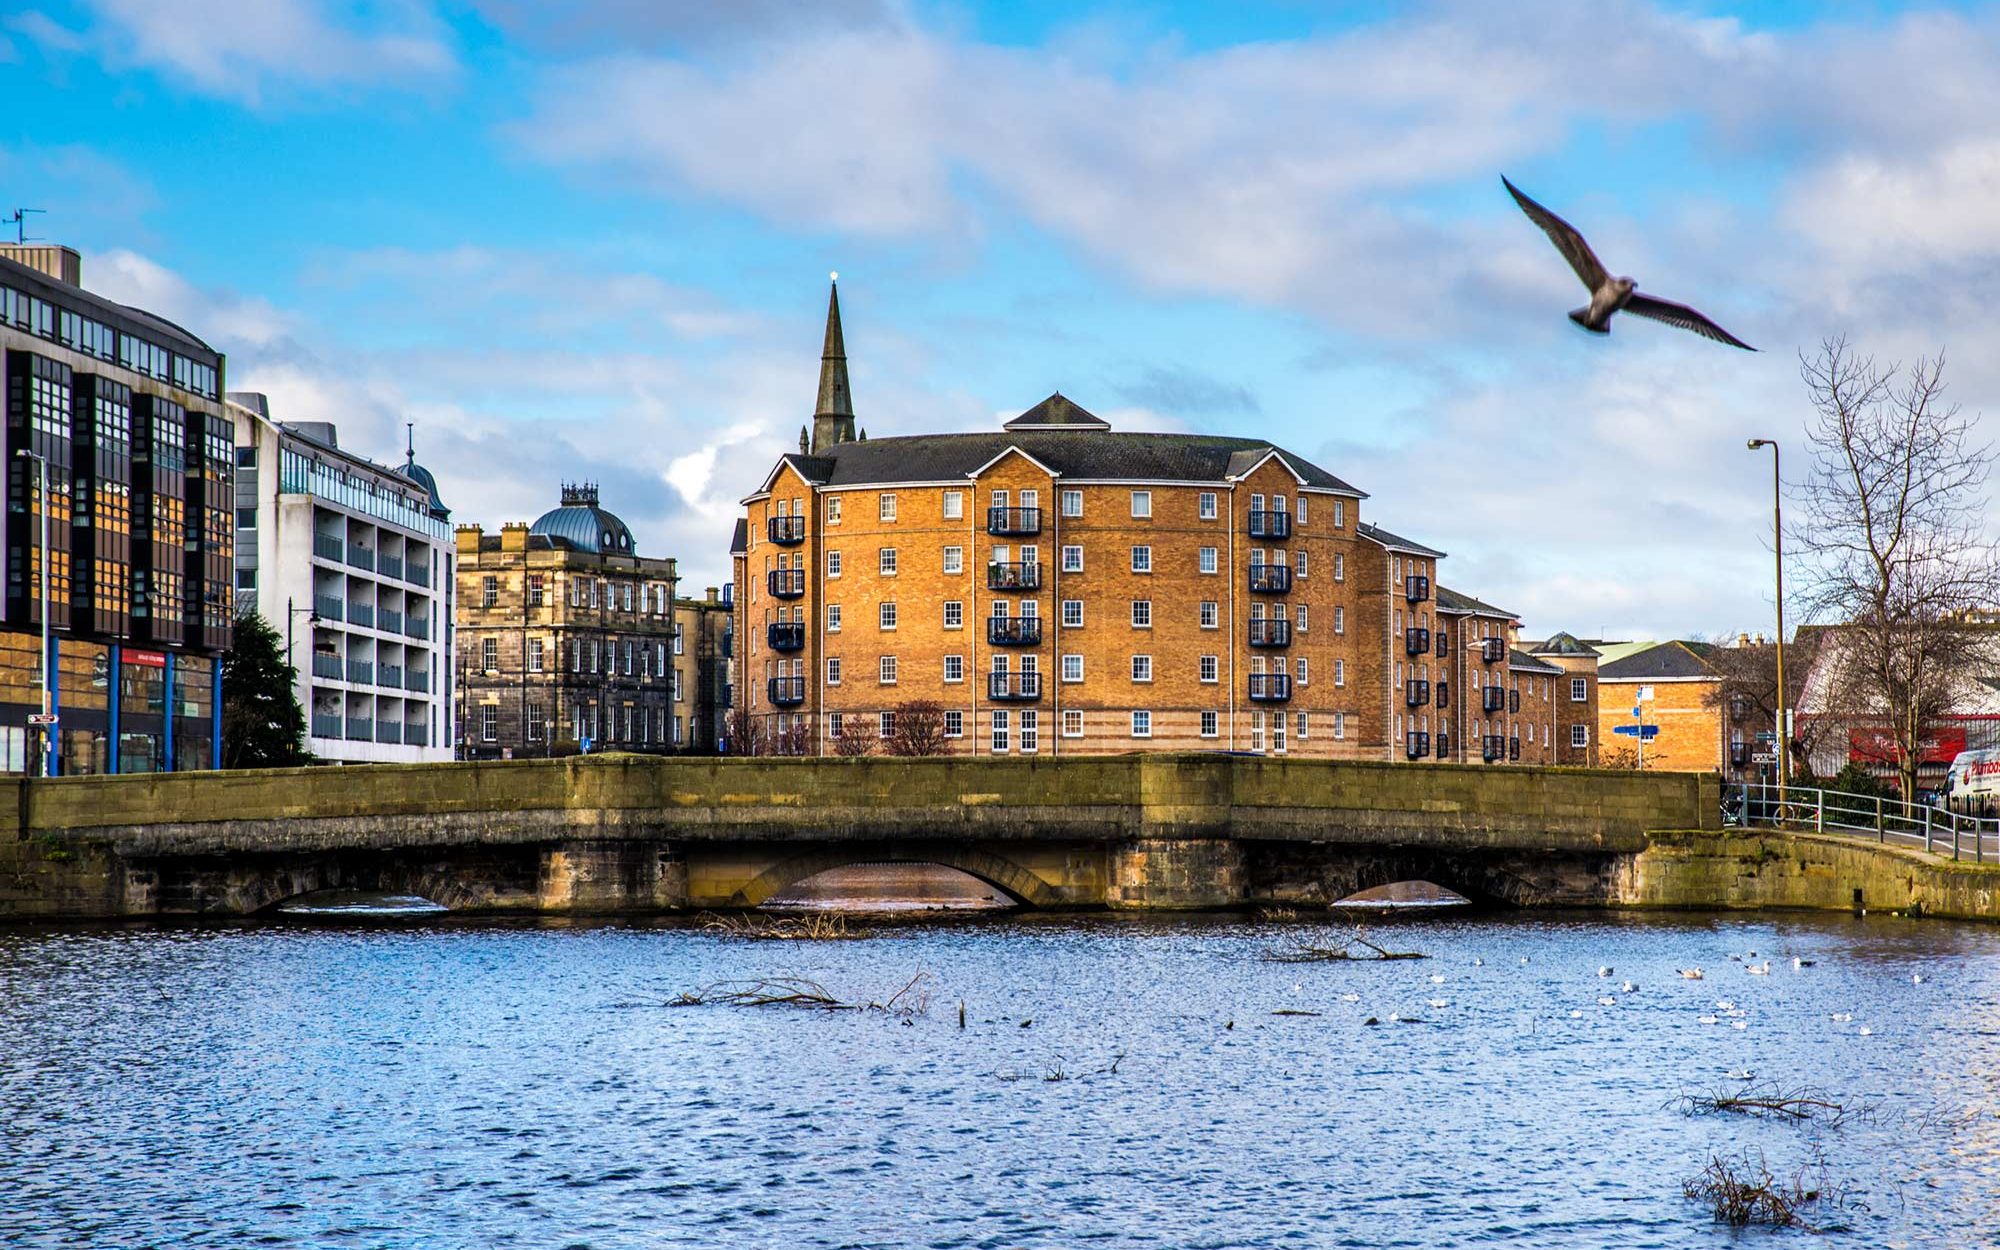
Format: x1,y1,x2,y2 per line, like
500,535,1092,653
1747,438,1774,450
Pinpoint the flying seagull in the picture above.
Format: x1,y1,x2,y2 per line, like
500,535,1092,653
1503,176,1755,351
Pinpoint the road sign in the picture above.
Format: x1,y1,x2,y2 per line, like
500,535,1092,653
1752,752,1776,765
26,713,57,727
1755,731,1776,743
1612,724,1658,740
1638,686,1655,702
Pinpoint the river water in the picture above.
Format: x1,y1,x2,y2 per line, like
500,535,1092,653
3,910,1997,1248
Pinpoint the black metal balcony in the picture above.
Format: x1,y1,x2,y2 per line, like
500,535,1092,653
987,616,1042,646
987,507,1042,536
1248,618,1291,647
1482,686,1506,713
988,671,1042,701
1509,737,1521,761
767,515,806,545
1247,510,1291,540
1481,637,1507,664
1482,734,1505,762
767,568,806,599
1436,732,1451,758
767,676,806,707
1405,679,1430,708
1405,574,1431,602
1406,731,1430,759
722,630,734,659
1509,689,1521,714
1436,629,1448,658
1248,564,1291,594
1248,673,1292,702
1405,627,1430,656
1436,679,1449,708
987,561,1042,592
767,622,806,652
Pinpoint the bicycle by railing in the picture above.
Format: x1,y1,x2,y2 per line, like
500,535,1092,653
1722,782,2000,863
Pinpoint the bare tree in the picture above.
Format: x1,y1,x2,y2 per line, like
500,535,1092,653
834,714,876,756
1700,631,1830,778
723,708,767,757
772,719,813,757
1794,337,2000,798
886,700,949,756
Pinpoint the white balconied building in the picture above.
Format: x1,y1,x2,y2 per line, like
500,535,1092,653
229,394,456,761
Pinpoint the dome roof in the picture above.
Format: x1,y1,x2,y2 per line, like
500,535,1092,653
399,460,450,520
530,483,636,555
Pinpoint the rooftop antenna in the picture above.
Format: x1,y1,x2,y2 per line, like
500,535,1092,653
4,209,45,245
405,420,415,465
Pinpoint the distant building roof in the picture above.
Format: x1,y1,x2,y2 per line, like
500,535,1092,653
1599,640,1719,681
1509,648,1564,674
1436,585,1517,620
729,518,749,556
1003,392,1111,431
530,483,636,556
1358,521,1445,559
1528,631,1601,658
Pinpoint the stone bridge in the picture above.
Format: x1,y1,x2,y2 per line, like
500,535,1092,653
1,754,1727,919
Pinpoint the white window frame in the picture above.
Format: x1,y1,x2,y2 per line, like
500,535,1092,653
825,495,842,524
1062,709,1084,738
1571,677,1588,702
826,604,842,632
1198,491,1217,520
1130,710,1152,738
1199,546,1217,574
944,600,963,629
1571,724,1589,747
943,654,965,683
1131,545,1152,573
1200,710,1219,738
1061,489,1083,518
1334,659,1346,688
1130,490,1151,518
1062,599,1083,628
880,602,897,630
942,489,963,520
1199,655,1218,684
942,546,963,574
879,547,898,576
1061,545,1083,572
879,493,897,522
827,550,843,578
1131,654,1153,683
1062,653,1083,683
1131,600,1152,629
826,657,842,685
880,655,898,685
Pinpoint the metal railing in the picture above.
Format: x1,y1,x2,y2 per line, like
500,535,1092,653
378,664,404,690
347,659,373,685
987,616,1042,646
378,554,404,580
767,622,806,651
313,594,343,622
1247,510,1290,540
346,543,375,571
1248,618,1290,647
313,533,344,562
1405,574,1430,602
768,568,806,599
987,562,1042,592
348,603,375,630
768,515,806,545
1405,627,1430,656
1723,783,2000,862
406,562,430,589
379,609,404,636
1248,673,1292,702
311,713,343,739
311,653,343,680
986,507,1042,536
1405,679,1430,708
405,615,429,640
1248,564,1291,594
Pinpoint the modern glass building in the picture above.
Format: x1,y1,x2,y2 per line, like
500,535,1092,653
0,244,231,774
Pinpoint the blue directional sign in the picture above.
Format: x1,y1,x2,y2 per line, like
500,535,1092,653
1612,724,1659,740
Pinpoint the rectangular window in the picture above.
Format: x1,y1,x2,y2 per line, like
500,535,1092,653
827,550,842,577
1199,655,1218,683
1295,712,1309,739
880,712,897,740
1571,724,1589,747
1061,599,1083,628
1061,489,1082,518
1062,545,1082,572
826,604,842,632
1297,551,1309,578
944,600,963,628
944,654,964,682
991,710,1010,753
880,655,898,684
1297,497,1308,525
828,712,843,739
481,705,497,742
942,490,963,520
1198,492,1217,520
1062,653,1083,683
944,710,964,738
1019,711,1039,754
1334,659,1346,688
826,495,842,524
1297,605,1309,632
1131,545,1152,573
1130,490,1151,518
482,637,498,671
879,548,898,575
1298,658,1310,685
1571,677,1588,702
1200,710,1219,738
623,584,634,612
1131,710,1152,738
1131,655,1153,682
1332,499,1345,528
1334,712,1347,740
527,638,544,672
1200,601,1218,629
879,493,897,522
1124,600,1149,629
942,546,963,574
481,575,498,608
1062,709,1084,738
1334,606,1345,635
826,657,842,685
880,602,897,630
1199,546,1217,574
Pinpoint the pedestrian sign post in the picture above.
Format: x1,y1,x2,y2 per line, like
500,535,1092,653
1611,724,1658,739
1620,697,1659,769
26,713,56,727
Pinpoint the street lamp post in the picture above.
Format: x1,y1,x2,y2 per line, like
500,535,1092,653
1747,439,1787,817
284,596,320,671
15,449,50,777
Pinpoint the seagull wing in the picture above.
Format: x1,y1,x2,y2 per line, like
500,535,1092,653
1624,293,1757,351
1503,176,1609,293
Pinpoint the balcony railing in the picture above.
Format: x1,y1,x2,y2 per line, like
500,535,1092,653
313,533,344,562
378,664,404,690
768,515,806,545
313,594,343,623
1436,732,1451,759
767,676,807,706
1248,618,1291,647
1247,510,1291,540
721,630,734,659
987,562,1042,592
405,616,429,640
405,669,429,694
1248,673,1293,702
347,659,373,685
377,721,403,745
348,604,374,630
346,716,374,741
1482,686,1506,713
379,609,404,636
1481,637,1507,664
987,671,1043,701
1248,564,1292,594
379,554,404,580
1482,734,1506,762
310,713,343,739
767,622,806,652
311,653,343,680
768,568,806,599
1406,574,1431,602
1436,679,1449,708
987,507,1042,537
406,562,430,589
405,723,428,747
1405,627,1430,656
346,543,375,572
1406,731,1430,759
1405,679,1430,708
987,616,1042,646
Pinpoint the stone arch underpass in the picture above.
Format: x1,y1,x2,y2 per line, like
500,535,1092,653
1244,843,1624,910
721,843,1068,909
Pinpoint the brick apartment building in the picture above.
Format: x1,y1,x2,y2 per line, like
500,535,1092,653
730,282,1587,762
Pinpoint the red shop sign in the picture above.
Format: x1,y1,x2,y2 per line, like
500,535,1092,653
1849,725,1967,765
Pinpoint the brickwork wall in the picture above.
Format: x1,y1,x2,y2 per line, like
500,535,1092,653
1599,677,1722,772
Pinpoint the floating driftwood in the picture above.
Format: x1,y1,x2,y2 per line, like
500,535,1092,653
993,1051,1126,1083
1682,1149,1842,1229
1672,1083,1853,1126
1261,928,1428,963
669,971,931,1017
696,912,867,941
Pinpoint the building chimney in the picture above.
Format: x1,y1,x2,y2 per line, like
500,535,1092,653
500,521,531,553
705,586,719,604
1737,632,1750,647
0,244,82,287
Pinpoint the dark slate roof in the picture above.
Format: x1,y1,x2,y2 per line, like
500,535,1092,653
752,428,1363,495
1598,641,1719,681
1509,648,1564,674
1356,521,1445,558
1004,393,1109,430
399,460,450,520
0,252,217,358
1529,631,1600,658
729,518,748,555
1436,585,1517,619
530,485,636,556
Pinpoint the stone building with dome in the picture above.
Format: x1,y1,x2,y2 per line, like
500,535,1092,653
453,484,730,759
228,394,457,762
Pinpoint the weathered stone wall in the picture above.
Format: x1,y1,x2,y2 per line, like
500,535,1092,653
1620,829,2000,922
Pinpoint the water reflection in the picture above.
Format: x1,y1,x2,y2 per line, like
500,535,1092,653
274,889,449,917
1332,879,1474,911
764,862,1016,912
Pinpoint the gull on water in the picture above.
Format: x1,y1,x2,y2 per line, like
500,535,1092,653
1679,969,1705,980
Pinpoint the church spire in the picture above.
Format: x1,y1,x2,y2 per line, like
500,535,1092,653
811,274,856,454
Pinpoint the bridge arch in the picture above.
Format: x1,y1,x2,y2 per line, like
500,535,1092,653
243,859,491,915
1309,850,1550,910
731,844,1062,909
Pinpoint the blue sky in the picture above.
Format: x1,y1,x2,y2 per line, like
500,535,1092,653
7,1,2000,639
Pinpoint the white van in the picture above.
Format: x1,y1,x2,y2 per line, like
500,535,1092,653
1946,748,2000,809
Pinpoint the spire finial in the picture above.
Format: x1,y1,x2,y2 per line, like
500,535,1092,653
810,274,856,453
405,420,415,465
